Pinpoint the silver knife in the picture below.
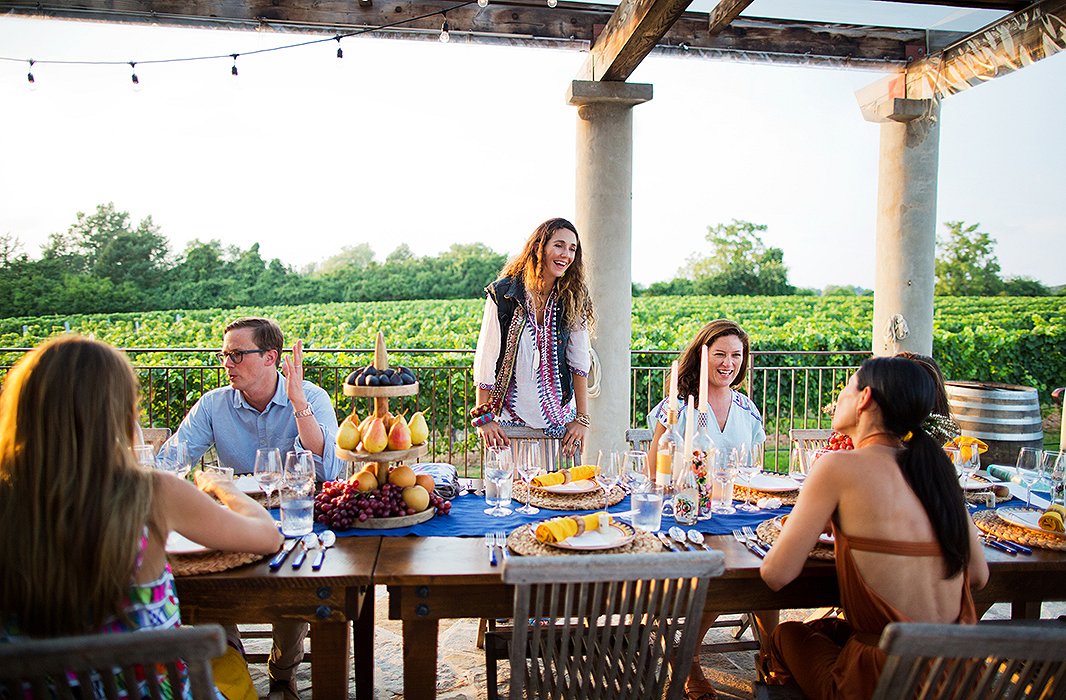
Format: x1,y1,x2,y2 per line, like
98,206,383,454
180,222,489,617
656,532,680,552
268,539,298,570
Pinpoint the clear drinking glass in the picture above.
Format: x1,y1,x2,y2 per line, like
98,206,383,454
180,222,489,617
622,450,650,492
595,451,623,513
158,440,190,478
483,445,514,517
133,444,156,468
514,440,542,516
710,451,736,515
956,447,981,488
1014,447,1041,509
281,450,315,536
733,444,760,512
631,483,664,532
1041,450,1066,506
254,447,283,501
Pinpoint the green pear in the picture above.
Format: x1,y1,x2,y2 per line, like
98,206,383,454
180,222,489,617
337,418,361,451
409,411,429,445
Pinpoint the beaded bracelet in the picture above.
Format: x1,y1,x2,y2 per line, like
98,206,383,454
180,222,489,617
469,402,494,419
471,412,496,428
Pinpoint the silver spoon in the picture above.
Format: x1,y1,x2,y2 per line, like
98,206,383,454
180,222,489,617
291,533,319,569
687,529,711,550
668,526,694,551
312,530,336,571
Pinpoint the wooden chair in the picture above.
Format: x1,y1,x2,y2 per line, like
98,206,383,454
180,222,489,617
497,550,724,700
141,427,173,454
755,620,1066,699
502,424,583,469
0,624,226,700
624,427,653,455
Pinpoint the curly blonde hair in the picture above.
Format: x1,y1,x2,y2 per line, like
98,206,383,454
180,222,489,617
499,217,595,333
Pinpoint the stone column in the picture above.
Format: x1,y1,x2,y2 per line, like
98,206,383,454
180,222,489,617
866,98,941,357
567,80,652,457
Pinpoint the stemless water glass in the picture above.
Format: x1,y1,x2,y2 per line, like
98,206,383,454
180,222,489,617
631,482,664,532
133,444,156,468
254,447,283,502
1014,447,1041,509
158,441,190,478
483,445,515,517
281,450,316,536
733,444,760,512
514,440,543,516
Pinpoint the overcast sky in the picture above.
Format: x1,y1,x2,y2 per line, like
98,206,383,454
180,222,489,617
1,16,1063,290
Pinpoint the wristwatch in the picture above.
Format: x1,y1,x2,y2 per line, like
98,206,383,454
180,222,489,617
293,405,314,419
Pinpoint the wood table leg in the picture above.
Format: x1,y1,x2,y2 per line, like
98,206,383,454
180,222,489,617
353,587,375,700
1011,599,1043,620
310,620,349,700
403,618,440,700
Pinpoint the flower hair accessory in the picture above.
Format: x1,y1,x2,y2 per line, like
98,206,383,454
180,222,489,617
901,431,913,442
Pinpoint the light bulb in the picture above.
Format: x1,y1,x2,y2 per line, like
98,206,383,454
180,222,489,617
547,0,557,7
130,62,142,91
335,37,344,59
478,0,488,6
439,21,451,43
231,54,239,77
26,60,36,91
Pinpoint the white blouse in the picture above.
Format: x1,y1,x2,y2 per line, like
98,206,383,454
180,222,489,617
474,293,591,430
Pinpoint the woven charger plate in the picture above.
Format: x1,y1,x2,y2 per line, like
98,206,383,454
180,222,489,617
168,549,267,576
756,518,835,561
973,509,1066,551
251,491,280,509
734,486,799,507
512,482,625,511
506,523,662,557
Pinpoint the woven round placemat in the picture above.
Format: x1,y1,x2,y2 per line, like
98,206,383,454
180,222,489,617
168,550,267,576
973,509,1066,551
756,518,835,561
513,482,625,511
251,491,279,509
505,523,662,557
733,486,799,507
964,485,1012,507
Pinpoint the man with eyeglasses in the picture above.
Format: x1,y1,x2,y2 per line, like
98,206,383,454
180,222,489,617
161,316,341,698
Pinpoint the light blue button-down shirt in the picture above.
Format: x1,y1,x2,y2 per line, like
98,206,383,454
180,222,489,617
164,373,342,481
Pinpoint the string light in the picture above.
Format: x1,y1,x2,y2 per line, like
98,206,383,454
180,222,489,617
129,61,141,89
26,59,35,87
547,0,558,7
478,0,488,7
335,36,343,59
231,54,239,76
439,21,451,43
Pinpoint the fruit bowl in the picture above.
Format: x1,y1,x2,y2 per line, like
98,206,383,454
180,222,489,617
335,443,428,463
350,507,434,529
343,381,419,398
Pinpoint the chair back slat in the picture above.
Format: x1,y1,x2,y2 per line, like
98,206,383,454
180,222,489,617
0,625,225,700
870,622,1066,700
501,426,582,470
505,551,723,700
624,428,653,455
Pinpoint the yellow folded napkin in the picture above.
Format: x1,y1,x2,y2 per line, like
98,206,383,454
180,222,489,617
530,465,599,488
1039,509,1065,533
944,435,988,462
535,512,611,544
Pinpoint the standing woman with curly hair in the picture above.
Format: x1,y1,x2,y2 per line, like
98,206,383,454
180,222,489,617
473,217,595,456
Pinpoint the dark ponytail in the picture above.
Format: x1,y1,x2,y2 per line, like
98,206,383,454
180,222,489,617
857,357,970,579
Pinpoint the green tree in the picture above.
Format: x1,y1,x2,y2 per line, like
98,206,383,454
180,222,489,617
935,221,1003,296
57,203,169,290
1001,276,1050,296
310,244,376,277
682,219,794,295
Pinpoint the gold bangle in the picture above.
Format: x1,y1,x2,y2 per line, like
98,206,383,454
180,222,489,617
575,412,591,427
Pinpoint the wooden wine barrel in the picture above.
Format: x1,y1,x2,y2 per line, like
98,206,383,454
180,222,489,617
945,381,1043,468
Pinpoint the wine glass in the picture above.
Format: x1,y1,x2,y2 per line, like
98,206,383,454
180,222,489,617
1041,450,1066,506
710,451,736,515
483,445,514,517
514,440,542,516
284,450,315,485
1014,446,1041,509
622,450,650,492
594,451,623,513
254,447,283,502
955,445,981,488
133,444,155,468
733,444,760,512
158,440,189,479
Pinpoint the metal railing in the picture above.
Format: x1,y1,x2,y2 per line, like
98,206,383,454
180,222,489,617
0,346,868,475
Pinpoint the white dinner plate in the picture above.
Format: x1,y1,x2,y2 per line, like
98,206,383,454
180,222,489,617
165,532,211,555
545,522,636,551
534,479,600,495
747,473,800,493
234,475,262,494
996,507,1066,537
960,475,992,492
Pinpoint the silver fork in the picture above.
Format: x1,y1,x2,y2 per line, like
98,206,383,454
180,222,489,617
495,530,509,561
732,529,766,558
484,533,498,567
743,526,770,554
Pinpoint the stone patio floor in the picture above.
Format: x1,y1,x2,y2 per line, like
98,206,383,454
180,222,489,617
242,587,1064,699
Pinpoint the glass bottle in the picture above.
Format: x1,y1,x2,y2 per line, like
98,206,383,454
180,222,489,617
691,411,716,519
656,408,681,516
673,458,699,525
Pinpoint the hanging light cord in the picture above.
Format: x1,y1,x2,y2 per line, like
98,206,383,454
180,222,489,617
0,1,477,69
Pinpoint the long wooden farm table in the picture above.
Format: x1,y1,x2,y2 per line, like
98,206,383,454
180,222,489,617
376,534,1066,700
174,536,381,700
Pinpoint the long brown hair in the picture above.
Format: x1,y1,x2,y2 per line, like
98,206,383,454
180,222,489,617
896,351,952,418
499,217,595,333
677,319,751,400
0,336,155,636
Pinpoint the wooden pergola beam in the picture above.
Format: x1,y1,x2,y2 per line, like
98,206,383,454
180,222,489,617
707,0,753,36
577,0,695,81
0,1,966,68
871,0,1029,10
